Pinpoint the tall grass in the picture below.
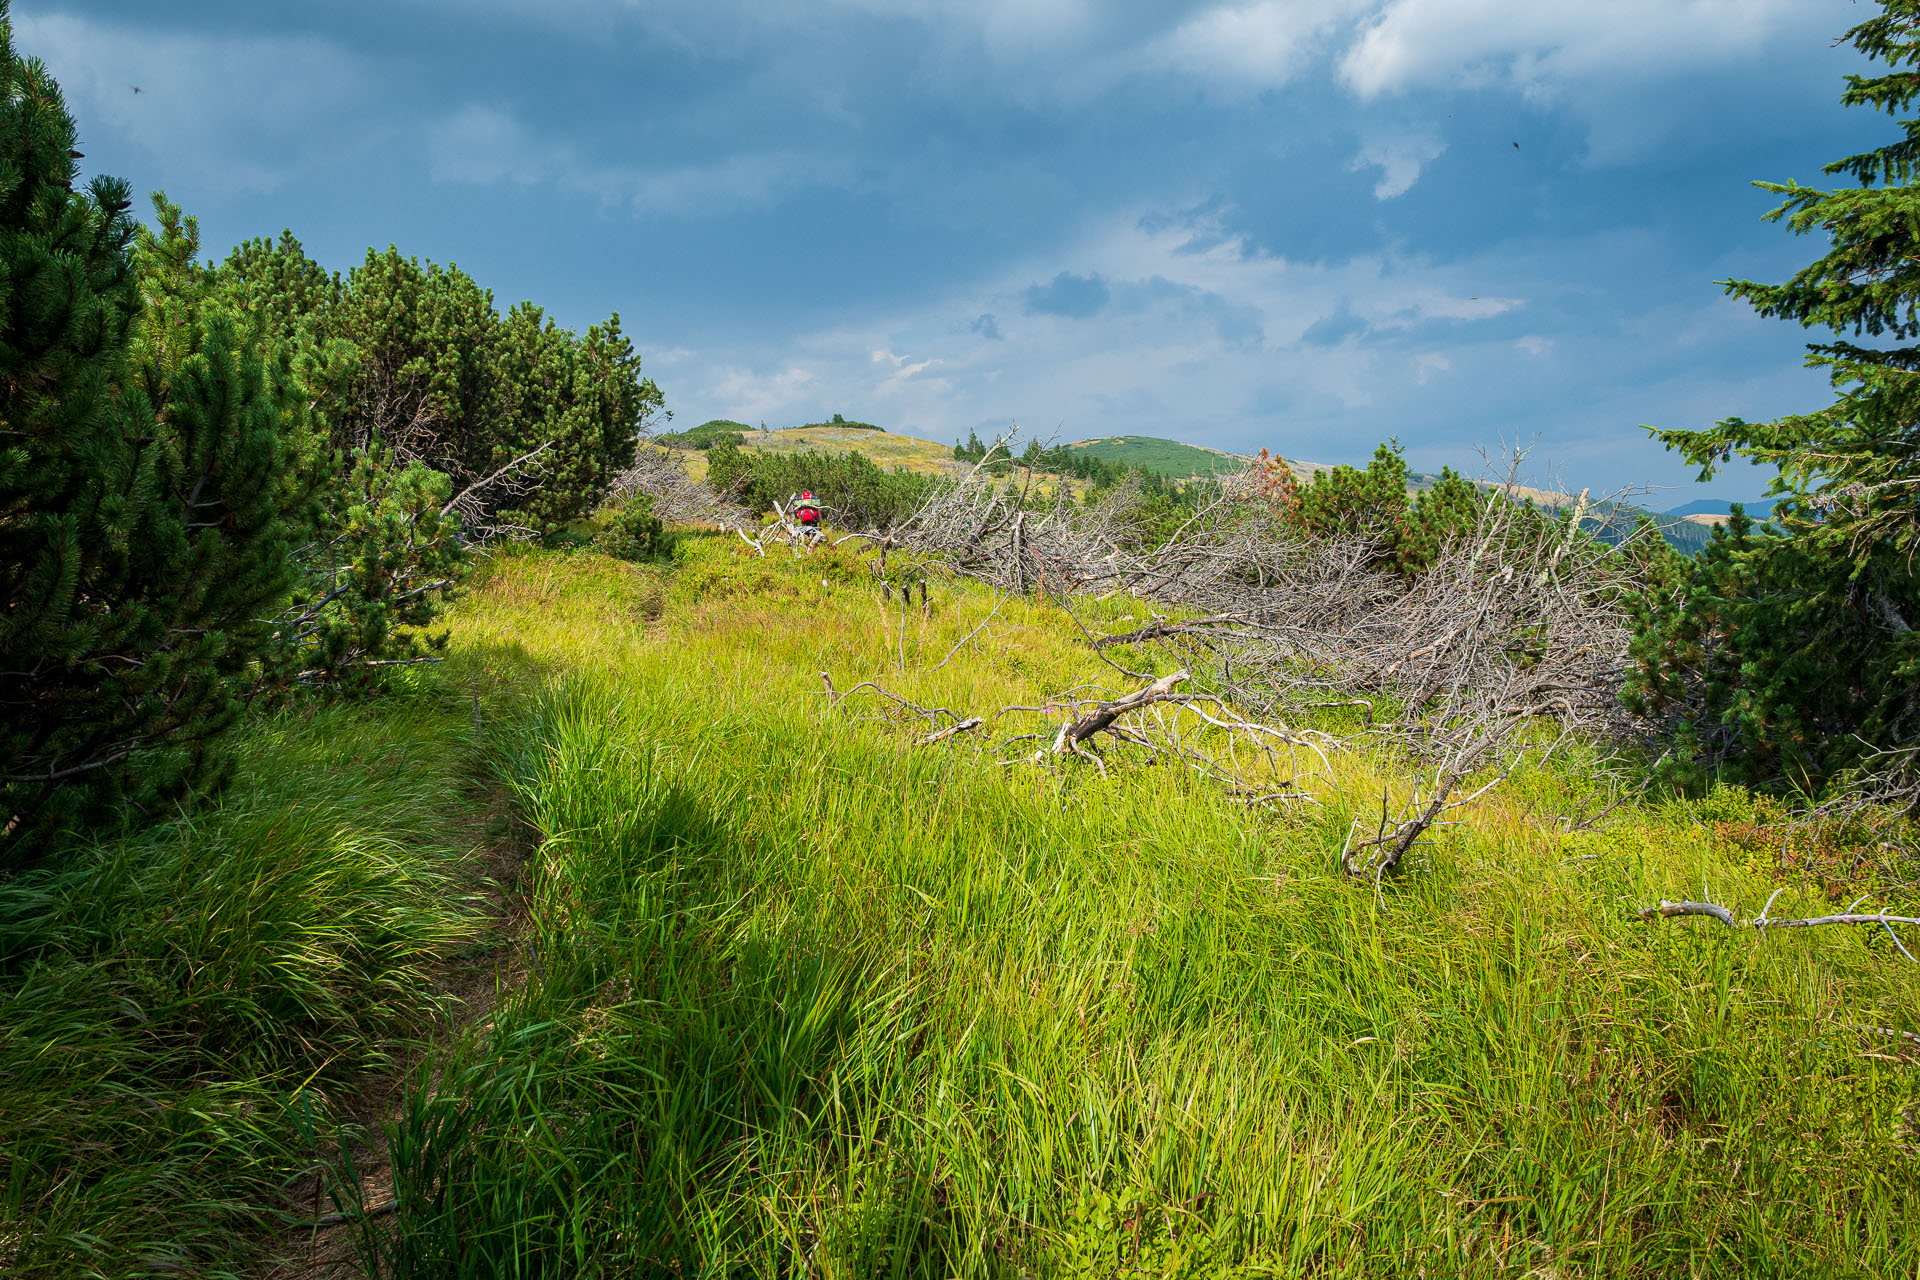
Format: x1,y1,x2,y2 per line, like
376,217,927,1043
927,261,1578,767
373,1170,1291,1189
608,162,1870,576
0,693,497,1278
346,537,1920,1278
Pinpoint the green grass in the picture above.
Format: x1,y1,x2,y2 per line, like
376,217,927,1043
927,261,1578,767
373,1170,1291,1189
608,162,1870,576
330,537,1920,1278
5,534,1914,1276
0,683,521,1277
1069,435,1247,478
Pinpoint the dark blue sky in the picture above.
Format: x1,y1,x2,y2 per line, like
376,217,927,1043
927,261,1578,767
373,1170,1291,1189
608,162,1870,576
23,0,1883,502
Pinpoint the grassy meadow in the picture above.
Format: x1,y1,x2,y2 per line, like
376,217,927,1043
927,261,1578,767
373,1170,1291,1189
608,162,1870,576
673,427,967,484
5,531,1919,1277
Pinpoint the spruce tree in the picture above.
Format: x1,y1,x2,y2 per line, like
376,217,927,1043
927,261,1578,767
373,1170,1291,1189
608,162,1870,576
1633,0,1920,793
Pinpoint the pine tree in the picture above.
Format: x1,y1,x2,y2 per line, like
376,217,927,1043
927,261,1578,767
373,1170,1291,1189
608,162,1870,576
216,228,342,348
0,7,142,845
95,197,300,816
1281,441,1494,575
1634,0,1920,792
1396,467,1488,575
0,9,300,860
574,312,658,515
204,235,470,693
326,246,502,478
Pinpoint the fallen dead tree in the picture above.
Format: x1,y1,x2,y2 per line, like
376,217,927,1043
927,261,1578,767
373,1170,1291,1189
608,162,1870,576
984,667,1333,806
1025,668,1189,772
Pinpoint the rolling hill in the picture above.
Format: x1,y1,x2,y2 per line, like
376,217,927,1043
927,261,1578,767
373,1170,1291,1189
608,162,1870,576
1066,434,1248,477
669,425,1722,551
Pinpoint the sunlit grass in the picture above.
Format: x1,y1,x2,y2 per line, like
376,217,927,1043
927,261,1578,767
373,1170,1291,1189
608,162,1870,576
6,530,1912,1277
350,536,1920,1278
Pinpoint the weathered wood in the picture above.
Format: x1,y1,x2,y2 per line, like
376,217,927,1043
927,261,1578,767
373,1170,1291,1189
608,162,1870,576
1035,669,1190,765
1092,614,1247,650
919,717,983,746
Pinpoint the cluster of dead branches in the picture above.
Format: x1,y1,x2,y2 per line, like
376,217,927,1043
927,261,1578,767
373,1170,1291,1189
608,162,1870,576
608,443,755,530
439,440,556,542
854,445,1657,873
819,673,982,745
818,663,1333,810
1815,745,1920,831
893,445,1642,731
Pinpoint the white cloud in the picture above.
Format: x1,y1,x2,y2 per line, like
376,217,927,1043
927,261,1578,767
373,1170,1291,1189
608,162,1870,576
426,106,535,187
392,0,1842,157
1340,0,1815,97
1516,334,1553,356
1384,292,1521,324
650,203,1540,455
827,0,1098,57
16,10,380,196
871,348,944,387
1150,1,1364,88
1349,130,1445,198
706,363,819,423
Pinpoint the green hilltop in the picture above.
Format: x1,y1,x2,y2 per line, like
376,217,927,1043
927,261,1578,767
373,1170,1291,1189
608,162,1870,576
1067,434,1248,478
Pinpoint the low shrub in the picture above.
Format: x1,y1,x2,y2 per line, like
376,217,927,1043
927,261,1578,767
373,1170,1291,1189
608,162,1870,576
800,412,883,431
705,442,940,529
593,493,672,561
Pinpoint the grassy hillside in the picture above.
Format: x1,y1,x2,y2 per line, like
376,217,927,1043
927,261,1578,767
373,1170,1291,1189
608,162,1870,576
367,541,1919,1276
8,533,1919,1276
746,425,959,473
675,426,963,485
1069,434,1248,478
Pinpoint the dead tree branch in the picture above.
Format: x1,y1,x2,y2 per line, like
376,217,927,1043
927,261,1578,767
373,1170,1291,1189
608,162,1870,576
933,593,1009,671
440,440,555,521
819,672,979,745
919,717,983,746
1635,888,1920,961
1034,669,1191,769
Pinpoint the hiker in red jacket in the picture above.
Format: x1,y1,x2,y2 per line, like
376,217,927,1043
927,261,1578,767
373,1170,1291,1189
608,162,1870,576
793,491,822,529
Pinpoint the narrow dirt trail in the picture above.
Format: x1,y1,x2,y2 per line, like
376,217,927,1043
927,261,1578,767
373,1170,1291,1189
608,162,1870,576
256,777,539,1280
